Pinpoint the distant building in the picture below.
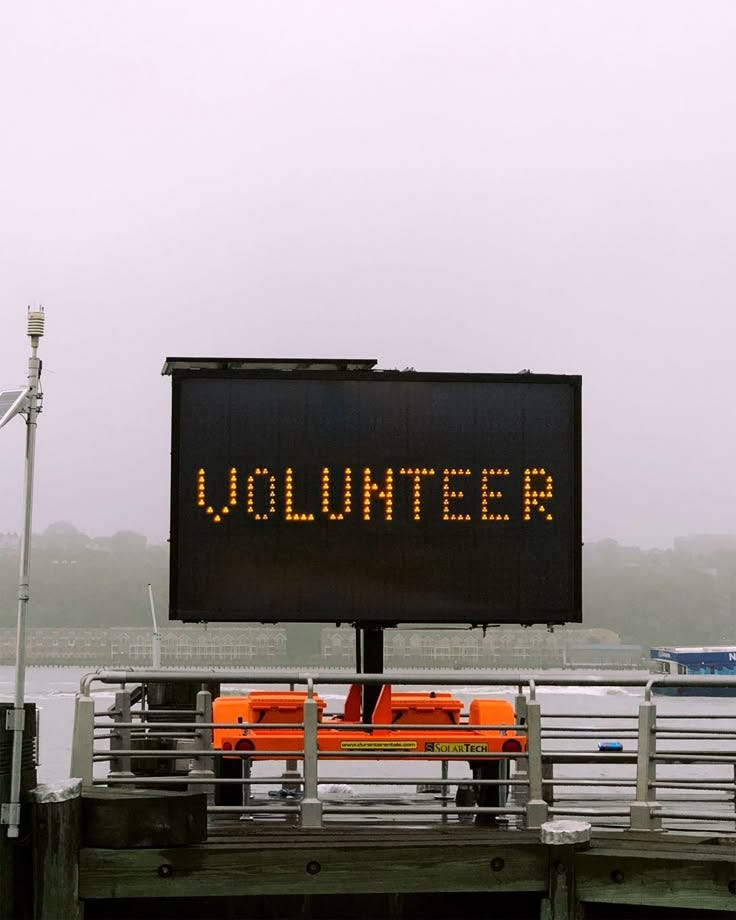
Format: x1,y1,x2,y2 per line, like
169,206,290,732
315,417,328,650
564,643,643,669
0,625,287,666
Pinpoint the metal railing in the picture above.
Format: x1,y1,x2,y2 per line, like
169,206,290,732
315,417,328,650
69,669,736,833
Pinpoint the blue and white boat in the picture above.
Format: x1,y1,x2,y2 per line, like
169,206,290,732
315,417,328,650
650,646,736,696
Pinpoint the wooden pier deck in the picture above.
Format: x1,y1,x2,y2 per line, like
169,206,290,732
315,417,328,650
78,818,736,919
18,786,736,920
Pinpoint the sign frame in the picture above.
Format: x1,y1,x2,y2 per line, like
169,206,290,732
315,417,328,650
165,360,582,627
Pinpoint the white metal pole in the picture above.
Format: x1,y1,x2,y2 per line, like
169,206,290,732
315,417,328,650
148,583,162,668
3,309,44,838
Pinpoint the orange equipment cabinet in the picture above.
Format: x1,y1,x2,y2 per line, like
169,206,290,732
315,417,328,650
212,692,326,751
468,698,517,731
390,692,462,725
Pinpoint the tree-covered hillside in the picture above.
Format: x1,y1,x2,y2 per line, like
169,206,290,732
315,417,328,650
1,524,735,649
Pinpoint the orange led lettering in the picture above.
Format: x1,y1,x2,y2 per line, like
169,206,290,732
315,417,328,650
197,464,557,525
197,467,235,524
523,467,554,522
399,468,435,521
481,468,510,522
284,468,316,522
442,468,471,521
363,468,394,520
247,468,276,521
321,467,352,520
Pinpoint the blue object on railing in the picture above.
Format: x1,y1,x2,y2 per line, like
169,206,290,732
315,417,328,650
598,741,623,752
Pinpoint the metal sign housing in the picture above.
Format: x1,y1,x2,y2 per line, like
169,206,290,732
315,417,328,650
165,359,581,626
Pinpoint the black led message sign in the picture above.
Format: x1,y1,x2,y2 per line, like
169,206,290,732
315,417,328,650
166,361,581,625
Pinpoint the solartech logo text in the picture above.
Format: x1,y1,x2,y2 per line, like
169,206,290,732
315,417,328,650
424,742,489,754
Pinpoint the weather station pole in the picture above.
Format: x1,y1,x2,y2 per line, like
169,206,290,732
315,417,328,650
1,308,45,839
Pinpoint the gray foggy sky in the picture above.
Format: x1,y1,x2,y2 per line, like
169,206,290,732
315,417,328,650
1,1,735,549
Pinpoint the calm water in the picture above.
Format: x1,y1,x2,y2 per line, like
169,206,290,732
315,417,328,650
2,666,735,794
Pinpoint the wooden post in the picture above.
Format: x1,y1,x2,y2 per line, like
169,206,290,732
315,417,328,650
30,778,83,920
540,819,591,920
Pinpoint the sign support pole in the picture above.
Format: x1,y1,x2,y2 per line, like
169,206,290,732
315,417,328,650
356,624,384,722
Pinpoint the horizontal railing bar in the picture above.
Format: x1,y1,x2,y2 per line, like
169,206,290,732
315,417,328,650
82,668,661,689
549,807,630,816
97,775,525,787
552,794,732,803
542,713,639,719
93,749,527,760
541,752,637,761
100,779,298,788
655,731,736,737
202,805,523,816
655,713,736,720
136,709,199,715
206,805,300,813
94,751,300,759
543,779,636,786
96,709,199,718
653,781,736,789
542,725,637,731
656,810,736,821
319,805,525,814
128,733,203,740
542,732,638,738
93,720,527,732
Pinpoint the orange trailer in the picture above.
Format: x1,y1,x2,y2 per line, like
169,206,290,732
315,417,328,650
212,684,526,814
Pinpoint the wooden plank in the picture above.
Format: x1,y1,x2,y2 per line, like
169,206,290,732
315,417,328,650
204,823,540,848
576,852,736,912
79,841,547,899
587,842,736,863
82,789,207,848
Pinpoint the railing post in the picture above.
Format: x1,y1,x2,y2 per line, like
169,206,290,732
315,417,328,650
69,692,94,787
525,697,548,829
108,689,134,780
512,689,529,813
300,680,323,828
189,689,215,802
630,698,661,831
